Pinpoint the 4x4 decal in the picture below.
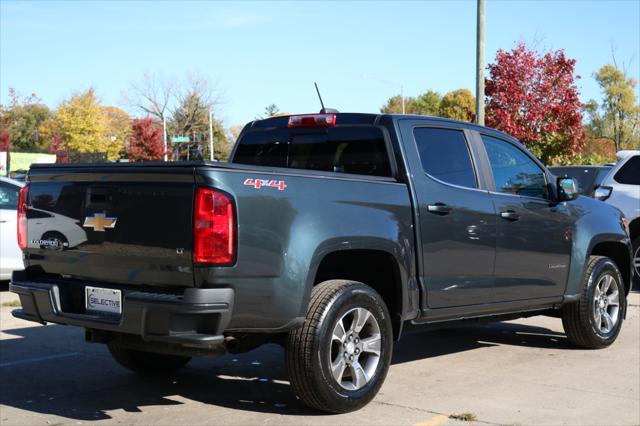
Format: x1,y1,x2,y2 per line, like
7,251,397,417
243,178,287,191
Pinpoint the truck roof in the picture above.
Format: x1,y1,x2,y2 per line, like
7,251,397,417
249,112,519,142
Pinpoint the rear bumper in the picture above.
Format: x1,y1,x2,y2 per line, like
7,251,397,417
9,275,234,349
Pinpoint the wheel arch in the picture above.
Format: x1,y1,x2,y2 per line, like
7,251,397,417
311,248,416,340
590,240,632,295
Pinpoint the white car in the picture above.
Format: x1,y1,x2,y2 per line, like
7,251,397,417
0,176,24,280
595,150,640,287
26,207,88,250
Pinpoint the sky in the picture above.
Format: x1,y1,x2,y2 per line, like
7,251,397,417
1,0,639,126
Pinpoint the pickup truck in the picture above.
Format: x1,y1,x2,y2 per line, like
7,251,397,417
10,113,633,413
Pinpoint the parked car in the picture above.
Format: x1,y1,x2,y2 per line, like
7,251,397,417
549,165,612,197
0,176,24,280
593,150,640,288
10,113,633,413
26,207,88,250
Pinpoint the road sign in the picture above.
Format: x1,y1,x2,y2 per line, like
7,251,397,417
171,136,190,143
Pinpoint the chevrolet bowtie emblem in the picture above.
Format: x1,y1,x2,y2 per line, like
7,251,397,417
83,213,117,232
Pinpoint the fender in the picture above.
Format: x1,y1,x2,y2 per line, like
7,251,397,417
564,196,632,298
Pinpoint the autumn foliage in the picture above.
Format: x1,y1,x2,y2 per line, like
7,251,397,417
485,42,585,164
0,130,9,151
127,118,165,162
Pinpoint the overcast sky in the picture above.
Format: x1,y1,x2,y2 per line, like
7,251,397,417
1,0,639,126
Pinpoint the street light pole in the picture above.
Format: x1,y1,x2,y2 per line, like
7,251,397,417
208,110,214,161
162,115,168,162
475,0,485,126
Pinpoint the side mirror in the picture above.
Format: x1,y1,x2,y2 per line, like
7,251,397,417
594,186,612,201
557,177,579,201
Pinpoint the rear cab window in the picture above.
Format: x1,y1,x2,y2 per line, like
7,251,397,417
232,126,392,178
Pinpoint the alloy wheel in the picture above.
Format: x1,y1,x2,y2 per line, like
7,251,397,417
329,307,381,391
592,273,620,334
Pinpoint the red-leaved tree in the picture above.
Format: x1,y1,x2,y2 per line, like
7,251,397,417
0,130,9,152
127,118,165,162
485,42,585,164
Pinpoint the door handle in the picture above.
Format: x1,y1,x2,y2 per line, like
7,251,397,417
500,210,520,221
427,203,452,215
0,220,8,223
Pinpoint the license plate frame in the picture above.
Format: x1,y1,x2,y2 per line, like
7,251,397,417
85,286,122,316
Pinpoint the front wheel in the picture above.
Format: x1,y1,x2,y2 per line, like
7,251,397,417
562,256,625,349
285,280,393,413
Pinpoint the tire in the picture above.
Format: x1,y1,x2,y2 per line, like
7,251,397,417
562,256,626,349
632,235,640,291
107,341,191,374
285,280,393,413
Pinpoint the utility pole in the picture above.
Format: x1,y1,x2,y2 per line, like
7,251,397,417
209,110,214,161
475,0,485,126
162,116,168,162
400,85,405,114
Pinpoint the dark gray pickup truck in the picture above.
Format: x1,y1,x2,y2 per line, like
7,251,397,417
11,113,633,413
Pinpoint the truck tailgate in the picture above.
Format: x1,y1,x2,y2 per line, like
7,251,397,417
24,166,195,287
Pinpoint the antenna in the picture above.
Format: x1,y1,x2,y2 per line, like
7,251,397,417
314,82,326,111
314,82,339,114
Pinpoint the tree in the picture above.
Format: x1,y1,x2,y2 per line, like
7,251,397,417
0,88,52,151
127,118,165,162
381,89,475,118
122,72,176,122
101,106,131,154
485,42,585,164
38,118,62,152
55,89,122,160
264,104,280,118
439,89,475,122
0,130,9,152
380,94,429,115
414,90,442,116
587,64,640,151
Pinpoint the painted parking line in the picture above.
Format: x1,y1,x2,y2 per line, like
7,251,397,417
0,352,81,368
414,414,450,426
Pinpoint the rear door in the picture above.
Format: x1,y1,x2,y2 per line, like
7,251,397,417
480,134,573,301
399,122,496,309
25,166,196,287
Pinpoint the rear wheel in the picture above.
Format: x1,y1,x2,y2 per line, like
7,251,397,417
107,341,191,374
562,256,625,349
285,280,393,413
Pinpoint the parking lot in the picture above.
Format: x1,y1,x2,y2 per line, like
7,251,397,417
1,286,638,426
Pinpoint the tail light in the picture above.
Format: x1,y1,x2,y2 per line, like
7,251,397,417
288,114,336,128
17,185,29,249
193,187,236,265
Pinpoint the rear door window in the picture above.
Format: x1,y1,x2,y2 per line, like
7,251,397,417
233,127,392,177
614,156,640,185
413,127,477,188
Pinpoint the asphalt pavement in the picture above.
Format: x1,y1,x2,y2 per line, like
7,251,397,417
1,286,638,426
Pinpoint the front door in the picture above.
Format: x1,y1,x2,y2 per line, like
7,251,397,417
480,134,573,301
409,126,497,309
